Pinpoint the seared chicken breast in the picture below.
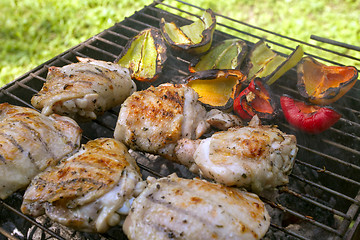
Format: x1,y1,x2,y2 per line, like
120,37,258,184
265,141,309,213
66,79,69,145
0,103,81,199
31,57,136,121
175,115,297,193
114,83,209,160
21,138,146,233
123,173,270,240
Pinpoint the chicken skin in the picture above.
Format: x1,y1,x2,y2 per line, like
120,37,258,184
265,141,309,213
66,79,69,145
0,103,81,199
21,138,146,233
175,116,298,193
114,83,210,160
31,57,136,121
123,173,270,240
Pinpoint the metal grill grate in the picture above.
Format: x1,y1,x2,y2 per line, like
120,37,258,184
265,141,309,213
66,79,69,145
1,0,360,239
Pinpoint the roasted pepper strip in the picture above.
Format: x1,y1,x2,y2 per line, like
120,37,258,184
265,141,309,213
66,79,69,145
116,28,167,82
189,38,248,72
244,40,303,85
160,9,216,55
233,78,277,121
297,56,358,105
280,95,341,134
186,69,245,110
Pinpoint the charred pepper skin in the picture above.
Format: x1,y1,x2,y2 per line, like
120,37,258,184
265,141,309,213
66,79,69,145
233,78,277,121
280,95,341,134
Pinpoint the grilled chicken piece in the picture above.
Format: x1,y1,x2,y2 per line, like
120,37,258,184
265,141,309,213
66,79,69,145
175,115,297,193
21,138,146,233
31,57,136,121
123,173,270,240
0,103,81,199
114,83,242,161
114,83,209,160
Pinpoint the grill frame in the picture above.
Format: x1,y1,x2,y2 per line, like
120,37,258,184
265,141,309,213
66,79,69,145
1,0,360,239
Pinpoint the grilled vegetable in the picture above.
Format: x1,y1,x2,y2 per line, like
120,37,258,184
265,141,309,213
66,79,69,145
189,38,248,72
233,78,277,121
280,95,341,134
159,9,216,55
116,27,167,82
297,56,358,105
245,40,304,85
186,69,246,110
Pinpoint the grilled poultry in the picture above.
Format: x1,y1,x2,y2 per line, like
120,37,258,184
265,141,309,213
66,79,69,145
174,115,298,193
114,83,242,160
123,173,270,240
21,138,146,233
31,57,137,121
114,83,207,160
0,103,81,199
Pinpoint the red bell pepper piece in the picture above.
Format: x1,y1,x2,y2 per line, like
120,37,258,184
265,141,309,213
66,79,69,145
233,78,277,121
280,95,341,134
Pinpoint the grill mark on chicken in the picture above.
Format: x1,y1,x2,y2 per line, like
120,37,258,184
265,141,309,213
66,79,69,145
124,174,269,240
144,193,226,238
8,112,78,150
21,138,144,233
34,175,108,192
25,148,130,203
143,182,260,239
115,83,210,162
10,119,56,160
0,132,36,168
73,69,114,83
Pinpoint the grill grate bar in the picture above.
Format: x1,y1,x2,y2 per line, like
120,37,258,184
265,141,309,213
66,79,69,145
70,50,88,59
0,89,33,109
339,191,360,237
122,16,156,31
82,42,118,59
290,173,360,205
311,35,360,52
114,21,141,36
281,187,352,220
0,199,65,240
29,73,46,82
262,197,341,236
322,139,360,157
106,29,131,41
297,144,360,172
269,223,308,240
94,35,124,50
296,159,360,187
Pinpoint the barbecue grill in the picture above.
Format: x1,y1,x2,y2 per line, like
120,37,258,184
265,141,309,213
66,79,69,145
1,0,360,239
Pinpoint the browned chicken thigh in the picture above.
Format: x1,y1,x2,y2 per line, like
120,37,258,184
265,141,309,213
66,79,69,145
114,83,210,160
0,103,81,199
31,57,136,121
114,83,242,161
123,173,270,240
175,115,297,193
21,138,146,233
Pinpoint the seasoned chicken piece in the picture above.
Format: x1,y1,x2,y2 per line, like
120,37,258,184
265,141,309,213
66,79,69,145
175,115,297,193
31,57,136,121
114,83,209,160
123,173,270,240
21,138,146,233
0,103,81,199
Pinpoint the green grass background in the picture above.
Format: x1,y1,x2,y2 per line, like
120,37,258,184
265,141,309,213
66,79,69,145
1,0,359,87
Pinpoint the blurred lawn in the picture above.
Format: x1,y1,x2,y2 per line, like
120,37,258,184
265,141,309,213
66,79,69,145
1,0,359,86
